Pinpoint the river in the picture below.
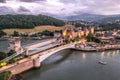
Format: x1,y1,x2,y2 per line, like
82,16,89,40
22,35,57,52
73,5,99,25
0,40,120,80
22,49,120,80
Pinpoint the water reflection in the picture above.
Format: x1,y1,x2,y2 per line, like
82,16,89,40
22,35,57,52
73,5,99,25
23,50,120,80
112,51,116,57
116,50,119,55
101,51,105,59
82,53,86,60
107,51,110,57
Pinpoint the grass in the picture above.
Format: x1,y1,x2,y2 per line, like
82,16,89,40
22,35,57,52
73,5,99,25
3,25,74,34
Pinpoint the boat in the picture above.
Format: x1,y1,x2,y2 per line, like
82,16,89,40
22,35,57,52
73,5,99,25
99,60,107,65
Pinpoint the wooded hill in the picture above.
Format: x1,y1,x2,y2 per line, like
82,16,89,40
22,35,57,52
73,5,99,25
0,15,65,29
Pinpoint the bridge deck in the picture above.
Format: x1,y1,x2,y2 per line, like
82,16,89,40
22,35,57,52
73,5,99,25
29,43,59,55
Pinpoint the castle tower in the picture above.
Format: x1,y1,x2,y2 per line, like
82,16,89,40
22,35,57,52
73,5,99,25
84,28,89,36
89,27,94,35
62,28,67,37
8,37,21,52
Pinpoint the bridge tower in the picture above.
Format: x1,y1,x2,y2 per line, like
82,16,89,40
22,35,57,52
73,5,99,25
8,37,21,52
33,57,41,68
24,48,29,55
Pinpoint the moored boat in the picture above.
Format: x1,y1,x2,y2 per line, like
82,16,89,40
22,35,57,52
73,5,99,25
99,60,107,65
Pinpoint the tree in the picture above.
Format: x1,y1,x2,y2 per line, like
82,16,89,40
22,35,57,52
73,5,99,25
0,30,6,37
13,31,19,37
86,35,100,43
41,30,54,36
75,23,86,28
0,62,7,67
0,15,65,29
0,52,7,60
7,50,16,56
0,71,11,80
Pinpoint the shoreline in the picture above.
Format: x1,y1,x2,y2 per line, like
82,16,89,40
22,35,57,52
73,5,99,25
75,44,120,52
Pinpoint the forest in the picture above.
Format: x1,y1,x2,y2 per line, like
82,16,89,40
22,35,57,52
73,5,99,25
0,15,65,29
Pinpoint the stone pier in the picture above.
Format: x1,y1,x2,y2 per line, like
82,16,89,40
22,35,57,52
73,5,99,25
24,48,29,55
33,57,41,68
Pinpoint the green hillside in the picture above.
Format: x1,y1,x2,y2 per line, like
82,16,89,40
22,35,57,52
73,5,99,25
0,15,65,29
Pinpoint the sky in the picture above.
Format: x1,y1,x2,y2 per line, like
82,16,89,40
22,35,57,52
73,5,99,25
0,0,120,16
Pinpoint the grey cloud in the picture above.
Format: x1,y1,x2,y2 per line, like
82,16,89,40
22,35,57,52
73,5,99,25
61,8,65,11
0,0,6,3
0,0,120,16
67,0,120,15
19,0,46,2
60,0,77,4
18,6,30,12
0,6,15,15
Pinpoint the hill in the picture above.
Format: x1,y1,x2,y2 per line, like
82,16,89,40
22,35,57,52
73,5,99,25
97,15,120,23
0,15,65,29
62,13,120,23
65,13,107,22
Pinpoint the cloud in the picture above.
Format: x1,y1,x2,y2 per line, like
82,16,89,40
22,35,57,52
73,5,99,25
0,6,15,15
20,0,46,2
0,0,5,3
17,6,31,14
0,0,120,16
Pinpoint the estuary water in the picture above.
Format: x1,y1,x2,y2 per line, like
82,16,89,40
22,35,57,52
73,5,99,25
22,49,120,80
0,40,120,80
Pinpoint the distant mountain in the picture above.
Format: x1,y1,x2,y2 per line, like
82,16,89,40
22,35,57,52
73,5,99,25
97,15,120,23
60,13,120,23
64,13,107,22
1,10,120,24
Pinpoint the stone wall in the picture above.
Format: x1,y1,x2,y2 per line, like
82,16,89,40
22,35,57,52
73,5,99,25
6,58,40,75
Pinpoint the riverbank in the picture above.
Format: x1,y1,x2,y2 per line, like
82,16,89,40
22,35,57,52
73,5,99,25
75,43,120,52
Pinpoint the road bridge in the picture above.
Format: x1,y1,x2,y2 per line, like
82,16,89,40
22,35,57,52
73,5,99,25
0,42,76,75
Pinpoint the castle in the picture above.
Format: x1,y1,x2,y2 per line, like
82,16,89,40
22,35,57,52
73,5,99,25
62,26,94,41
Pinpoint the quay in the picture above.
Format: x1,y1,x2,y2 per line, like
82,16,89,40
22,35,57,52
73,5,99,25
75,43,120,52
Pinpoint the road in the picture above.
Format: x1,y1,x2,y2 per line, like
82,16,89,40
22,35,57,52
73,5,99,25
29,42,59,55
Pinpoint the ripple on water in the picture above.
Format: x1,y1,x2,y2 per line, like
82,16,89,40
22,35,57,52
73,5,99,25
22,50,120,80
